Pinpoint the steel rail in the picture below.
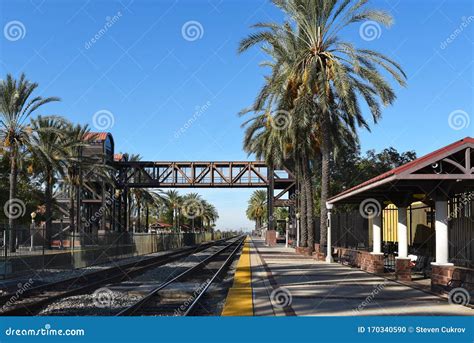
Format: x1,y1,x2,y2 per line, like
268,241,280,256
182,237,245,316
117,236,245,316
0,237,235,316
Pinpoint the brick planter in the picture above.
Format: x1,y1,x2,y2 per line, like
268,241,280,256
265,230,277,246
361,253,384,274
431,264,454,292
395,257,412,281
312,243,326,261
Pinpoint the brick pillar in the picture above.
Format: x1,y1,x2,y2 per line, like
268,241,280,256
431,264,455,292
265,230,277,246
368,253,384,274
395,257,412,281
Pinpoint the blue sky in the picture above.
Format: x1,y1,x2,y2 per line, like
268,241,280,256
0,0,473,230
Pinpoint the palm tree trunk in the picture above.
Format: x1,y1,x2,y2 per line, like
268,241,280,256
8,149,18,252
303,151,315,252
137,201,141,232
45,168,53,247
69,186,75,233
145,205,149,232
320,115,331,255
298,157,308,247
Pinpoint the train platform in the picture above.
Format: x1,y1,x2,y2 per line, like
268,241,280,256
222,237,473,316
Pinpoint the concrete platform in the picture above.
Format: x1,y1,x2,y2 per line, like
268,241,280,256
248,238,473,316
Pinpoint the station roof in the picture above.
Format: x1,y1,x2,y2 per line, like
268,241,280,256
85,132,111,142
328,137,474,205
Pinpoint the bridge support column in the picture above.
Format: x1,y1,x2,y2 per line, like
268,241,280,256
267,164,275,231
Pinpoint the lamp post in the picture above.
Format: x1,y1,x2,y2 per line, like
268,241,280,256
30,212,36,252
285,217,289,248
295,212,300,248
326,202,334,263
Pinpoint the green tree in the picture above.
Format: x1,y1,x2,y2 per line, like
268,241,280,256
0,74,59,251
246,190,267,231
27,116,70,244
239,0,406,253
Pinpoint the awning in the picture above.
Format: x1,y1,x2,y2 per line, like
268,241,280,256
328,137,474,205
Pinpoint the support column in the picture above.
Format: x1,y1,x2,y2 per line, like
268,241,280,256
372,213,382,254
395,206,411,281
326,202,334,263
397,207,408,258
296,213,300,248
267,165,275,232
433,200,451,265
430,199,454,291
368,212,385,274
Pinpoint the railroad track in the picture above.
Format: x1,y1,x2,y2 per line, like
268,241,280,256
0,237,236,316
117,236,245,316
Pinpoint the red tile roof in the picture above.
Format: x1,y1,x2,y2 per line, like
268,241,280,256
85,132,108,142
329,137,474,202
114,153,124,161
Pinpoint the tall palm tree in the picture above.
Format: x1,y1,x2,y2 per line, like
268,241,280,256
239,0,405,253
246,190,267,231
27,115,70,244
0,74,60,251
158,190,182,230
182,192,203,231
201,200,218,230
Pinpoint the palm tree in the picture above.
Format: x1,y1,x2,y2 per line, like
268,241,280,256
246,190,267,231
130,188,159,232
158,190,182,230
0,74,60,251
201,200,218,230
27,116,69,244
239,0,406,253
182,192,203,231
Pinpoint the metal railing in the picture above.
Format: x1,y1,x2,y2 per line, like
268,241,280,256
0,225,228,279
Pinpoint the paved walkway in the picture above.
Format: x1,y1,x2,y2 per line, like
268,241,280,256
249,238,473,316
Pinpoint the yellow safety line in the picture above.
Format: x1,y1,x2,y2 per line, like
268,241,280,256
221,236,253,316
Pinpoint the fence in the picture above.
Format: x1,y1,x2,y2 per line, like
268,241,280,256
0,225,230,279
330,193,474,270
448,193,474,268
332,211,369,250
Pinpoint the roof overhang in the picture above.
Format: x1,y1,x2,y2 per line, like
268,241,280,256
329,137,474,205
